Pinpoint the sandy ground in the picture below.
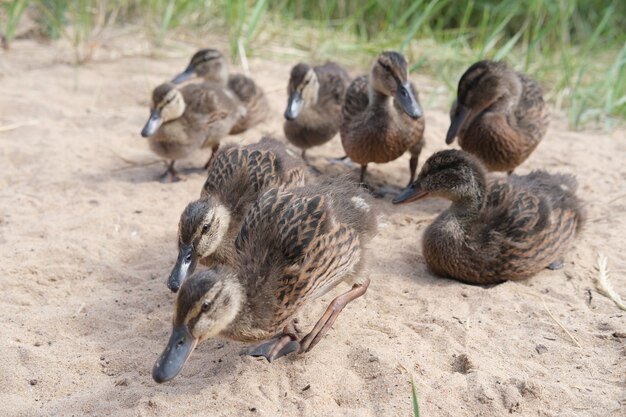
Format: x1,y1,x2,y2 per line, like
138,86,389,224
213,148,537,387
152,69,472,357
1,35,625,417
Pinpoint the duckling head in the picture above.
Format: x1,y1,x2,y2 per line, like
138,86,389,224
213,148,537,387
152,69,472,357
446,60,522,144
370,51,422,119
167,197,231,292
171,48,228,85
393,149,486,205
140,83,185,137
284,63,320,120
153,268,243,383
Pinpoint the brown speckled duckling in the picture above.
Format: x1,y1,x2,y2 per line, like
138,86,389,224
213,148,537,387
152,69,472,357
171,48,268,134
340,51,425,187
167,137,306,292
446,60,549,174
283,62,350,161
393,150,584,284
140,82,245,182
153,177,377,382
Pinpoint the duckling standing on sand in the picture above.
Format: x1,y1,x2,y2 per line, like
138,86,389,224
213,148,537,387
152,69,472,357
283,62,350,162
446,60,549,174
153,178,377,382
393,150,584,284
171,48,268,134
340,51,425,190
167,137,306,292
140,82,245,182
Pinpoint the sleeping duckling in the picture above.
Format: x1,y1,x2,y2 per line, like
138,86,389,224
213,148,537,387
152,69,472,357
283,62,350,161
341,51,425,189
140,82,245,182
393,150,584,284
171,48,268,134
446,60,549,174
153,177,377,382
167,137,306,292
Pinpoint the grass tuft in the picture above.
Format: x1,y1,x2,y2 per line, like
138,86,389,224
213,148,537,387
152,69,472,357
2,0,624,128
596,253,626,311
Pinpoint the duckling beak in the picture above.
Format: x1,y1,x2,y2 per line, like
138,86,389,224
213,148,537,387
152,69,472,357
171,65,195,84
141,110,162,137
392,182,429,204
152,324,198,383
284,92,303,120
168,244,197,293
395,83,422,119
446,105,468,144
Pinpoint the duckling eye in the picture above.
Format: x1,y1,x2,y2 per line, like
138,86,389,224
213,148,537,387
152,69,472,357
201,224,210,233
201,301,211,312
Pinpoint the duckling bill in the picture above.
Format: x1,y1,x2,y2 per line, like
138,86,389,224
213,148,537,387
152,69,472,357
153,178,377,382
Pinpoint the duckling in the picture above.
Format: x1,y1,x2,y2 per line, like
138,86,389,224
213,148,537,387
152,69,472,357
393,150,584,284
283,62,350,161
446,60,549,174
340,51,425,188
171,48,269,134
167,137,307,292
152,177,377,382
140,82,245,182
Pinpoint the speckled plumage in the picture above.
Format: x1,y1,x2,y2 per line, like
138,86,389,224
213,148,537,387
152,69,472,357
447,60,549,173
155,178,377,380
394,150,584,284
178,137,307,269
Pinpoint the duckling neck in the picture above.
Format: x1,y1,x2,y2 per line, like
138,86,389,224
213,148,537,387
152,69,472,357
368,85,391,109
447,186,487,223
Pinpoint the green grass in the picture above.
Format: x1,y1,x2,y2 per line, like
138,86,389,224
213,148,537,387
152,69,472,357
1,0,624,129
1,0,29,46
411,377,421,417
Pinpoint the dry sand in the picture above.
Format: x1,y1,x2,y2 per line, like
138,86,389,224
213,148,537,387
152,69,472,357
0,35,625,417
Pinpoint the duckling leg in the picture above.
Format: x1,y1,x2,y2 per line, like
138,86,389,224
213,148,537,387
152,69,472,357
203,144,220,169
360,164,367,183
248,320,301,362
408,155,418,184
299,278,370,353
159,161,185,183
301,149,322,174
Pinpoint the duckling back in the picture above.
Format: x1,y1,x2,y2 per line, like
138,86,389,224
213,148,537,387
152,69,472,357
228,74,269,134
233,177,376,313
180,81,246,147
201,137,306,219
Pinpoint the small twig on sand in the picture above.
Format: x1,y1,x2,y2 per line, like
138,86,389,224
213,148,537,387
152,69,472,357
541,297,582,348
74,303,85,317
0,120,38,133
108,150,162,170
595,253,626,311
606,193,626,205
